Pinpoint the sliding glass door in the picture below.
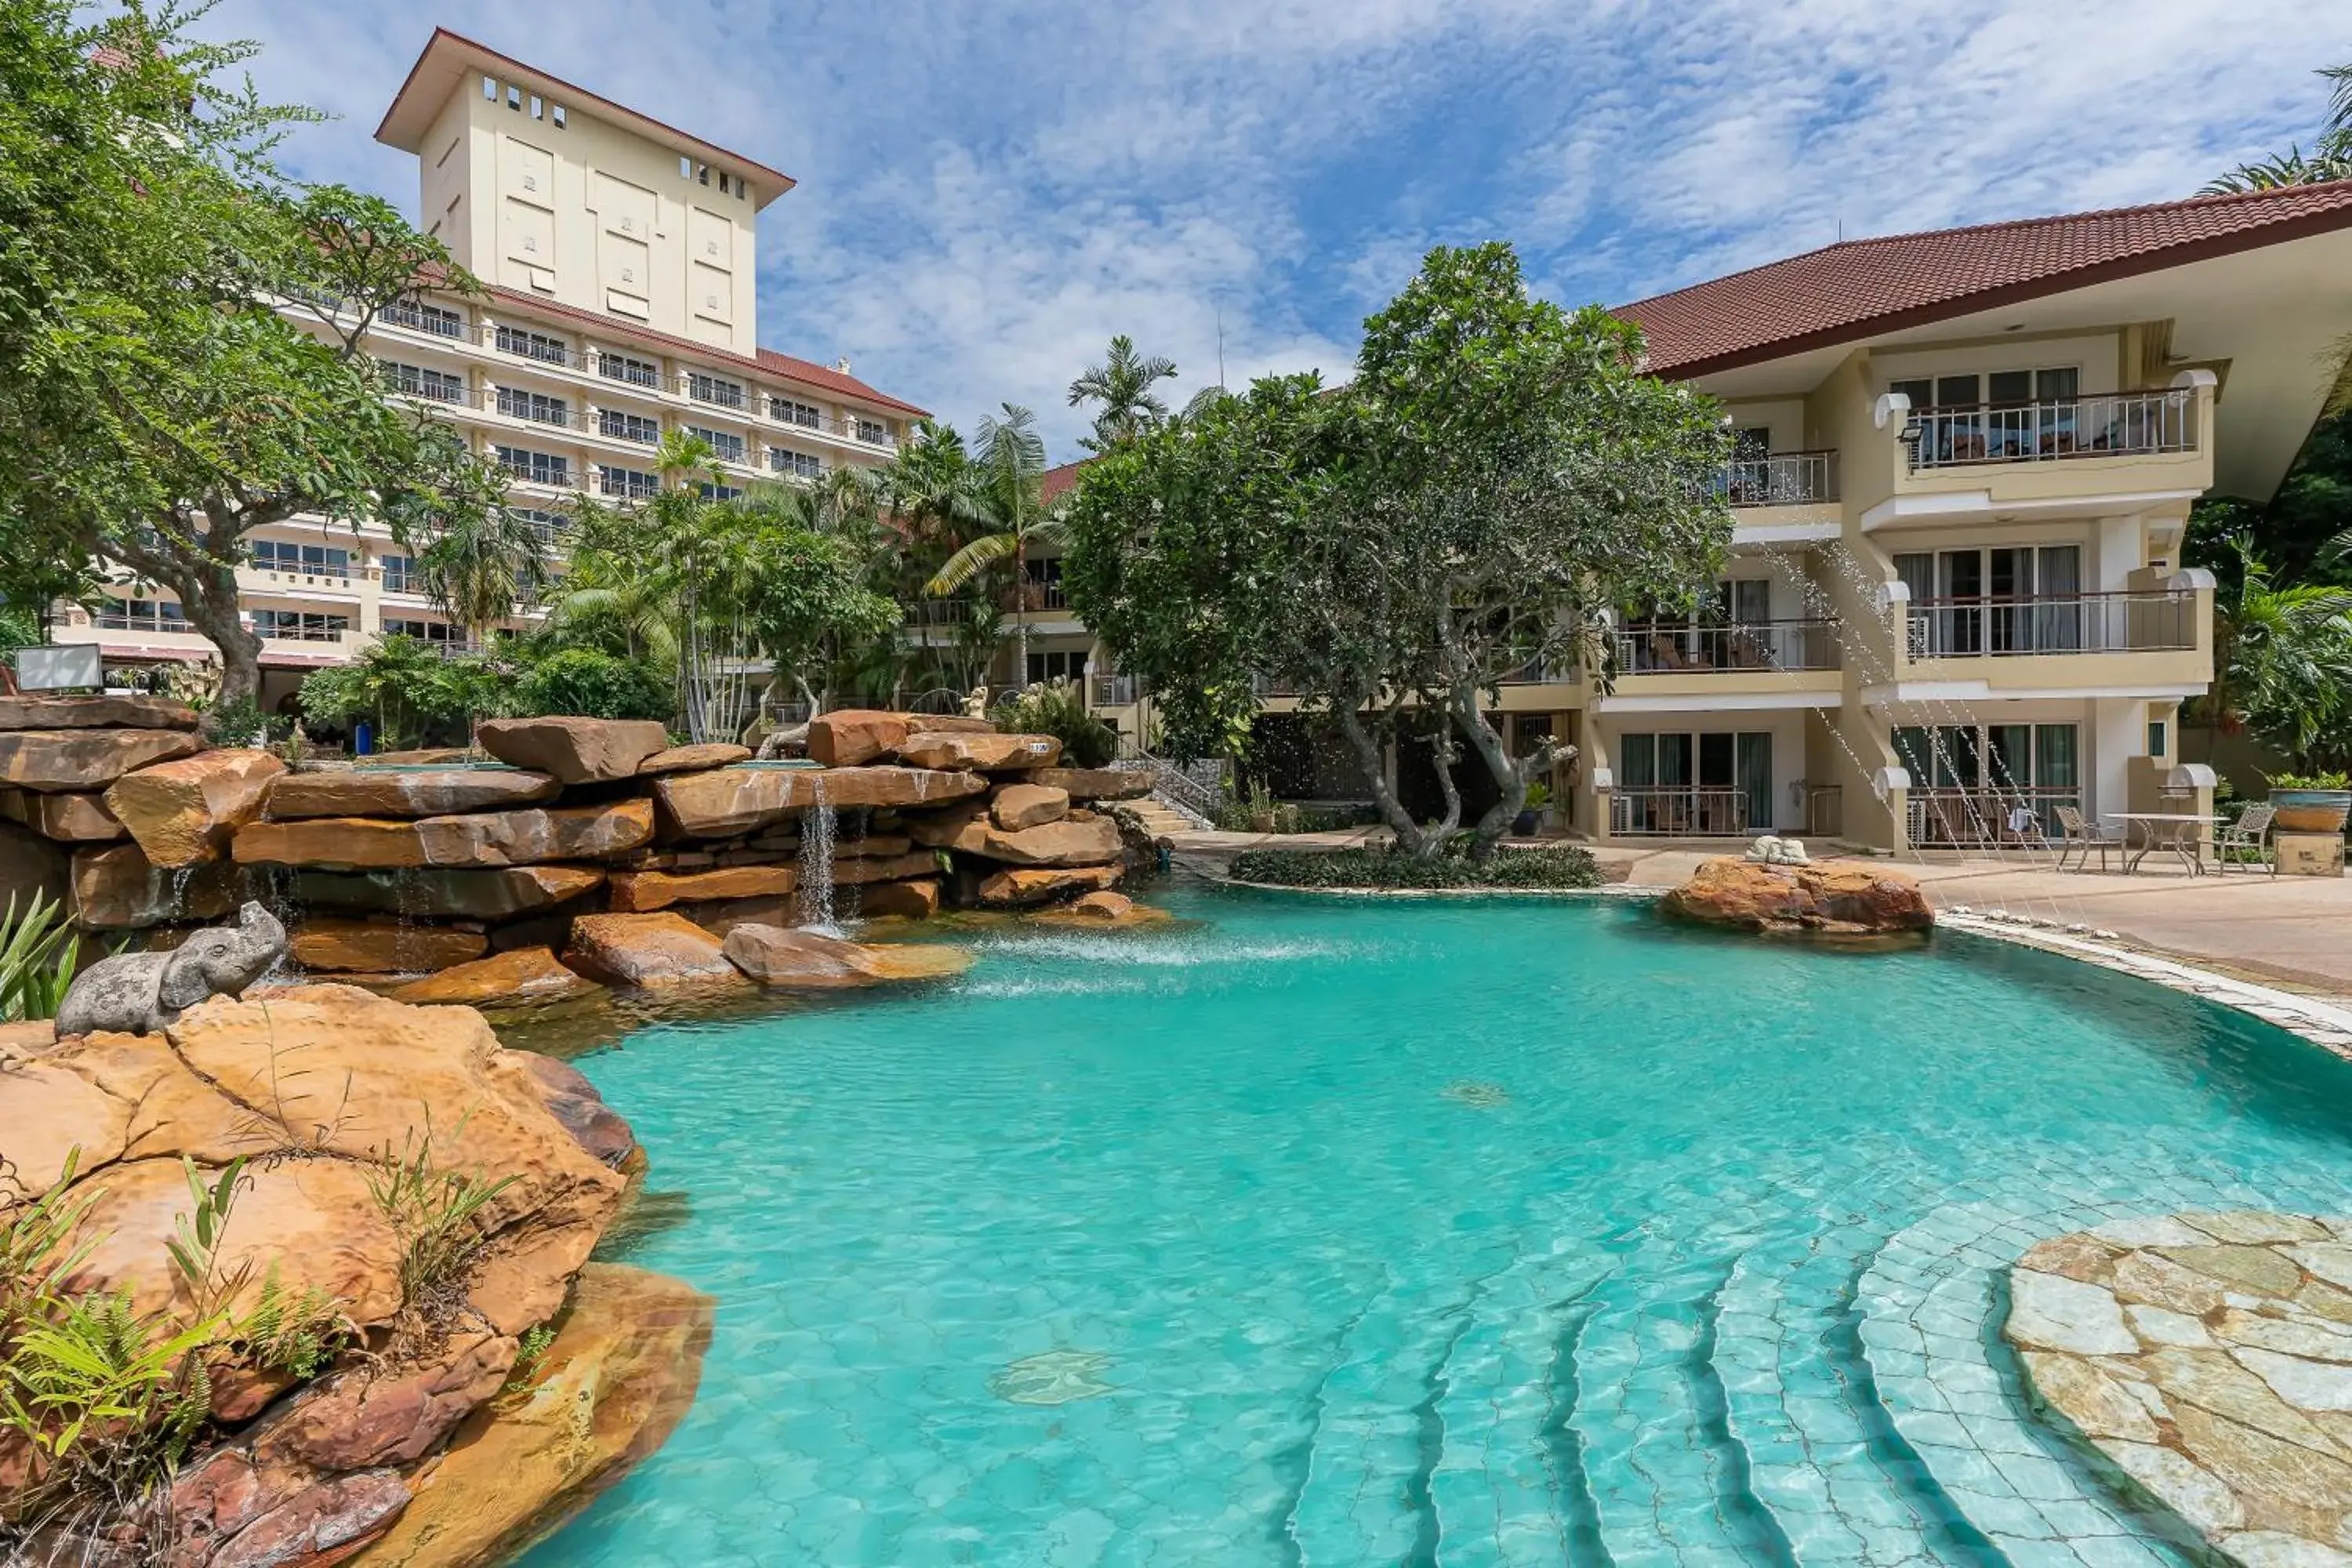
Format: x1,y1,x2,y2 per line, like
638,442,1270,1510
1893,722,2080,844
1896,546,2084,655
1614,731,1771,835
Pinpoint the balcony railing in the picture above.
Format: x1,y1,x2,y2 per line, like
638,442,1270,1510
1904,390,2196,470
95,611,192,634
486,325,586,368
1613,619,1841,674
1905,786,2078,847
1091,674,1144,706
1904,590,2196,658
1610,786,1748,837
1719,450,1836,507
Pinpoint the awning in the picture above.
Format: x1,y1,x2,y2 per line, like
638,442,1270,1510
97,642,214,665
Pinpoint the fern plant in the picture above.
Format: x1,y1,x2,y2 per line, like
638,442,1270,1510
1,1149,103,1343
0,890,79,1023
227,1266,351,1380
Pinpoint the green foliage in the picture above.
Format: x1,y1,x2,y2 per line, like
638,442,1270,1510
1068,334,1178,452
514,647,675,723
366,1123,518,1326
163,1156,247,1320
501,1322,557,1399
1522,780,1554,812
0,890,79,1024
403,503,550,644
298,633,506,749
1228,844,1602,890
1,1290,218,1475
2203,536,2352,771
2266,770,2352,790
199,695,286,747
990,680,1117,768
1066,242,1730,855
226,1266,350,1381
2201,63,2352,193
1,1149,101,1343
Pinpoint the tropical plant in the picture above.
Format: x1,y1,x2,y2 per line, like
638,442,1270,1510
365,1123,517,1331
2,1290,222,1509
404,503,551,650
0,890,78,1024
990,680,1118,768
1068,334,1178,452
926,404,1066,683
1065,243,1730,856
2205,535,2352,771
876,419,984,546
296,633,504,750
1,1149,100,1343
2266,770,2352,790
2201,64,2352,193
514,646,674,722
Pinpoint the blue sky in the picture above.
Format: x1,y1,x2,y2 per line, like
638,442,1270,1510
203,0,2347,460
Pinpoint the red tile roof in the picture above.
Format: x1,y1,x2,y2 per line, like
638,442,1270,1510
753,350,928,419
1618,180,2352,378
1040,459,1087,504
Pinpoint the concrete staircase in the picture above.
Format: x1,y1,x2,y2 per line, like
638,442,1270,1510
1122,797,1201,837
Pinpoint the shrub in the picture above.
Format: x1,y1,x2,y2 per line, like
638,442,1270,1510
990,680,1117,768
514,648,675,724
298,635,505,749
1229,843,1602,890
2267,770,2351,791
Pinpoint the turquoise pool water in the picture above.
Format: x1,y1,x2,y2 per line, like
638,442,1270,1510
526,885,2352,1567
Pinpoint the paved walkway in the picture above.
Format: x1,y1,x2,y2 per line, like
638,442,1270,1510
1167,829,2352,998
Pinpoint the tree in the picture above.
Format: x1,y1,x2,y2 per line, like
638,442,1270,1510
296,634,503,750
406,505,549,652
2203,64,2352,192
924,404,1065,685
1068,335,1178,452
0,2,505,710
1065,242,1733,856
2203,535,2352,770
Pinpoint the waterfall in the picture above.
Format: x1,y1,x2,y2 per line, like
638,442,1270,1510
796,774,839,933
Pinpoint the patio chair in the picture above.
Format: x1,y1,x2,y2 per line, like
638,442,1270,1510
2052,804,2125,872
2211,802,2277,877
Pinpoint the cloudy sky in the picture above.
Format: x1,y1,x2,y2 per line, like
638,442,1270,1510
203,0,2343,459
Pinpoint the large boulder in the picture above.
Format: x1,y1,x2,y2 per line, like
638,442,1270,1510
71,840,241,928
390,947,606,1011
292,866,604,920
103,746,285,867
0,818,70,906
806,709,992,768
652,764,985,838
1028,767,1152,801
992,782,1069,831
292,920,489,975
1033,890,1174,929
0,727,201,791
475,717,670,785
0,693,197,730
234,800,654,870
344,1265,713,1568
896,731,1062,772
0,786,124,841
265,768,560,820
56,899,288,1036
909,803,1123,867
562,912,740,987
609,865,795,912
719,924,973,988
634,742,752,777
1657,856,1933,937
855,879,941,920
976,862,1123,906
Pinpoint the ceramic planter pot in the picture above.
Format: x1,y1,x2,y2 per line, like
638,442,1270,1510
2272,789,2352,833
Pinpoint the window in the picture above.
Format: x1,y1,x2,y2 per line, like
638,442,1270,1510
484,75,497,101
1893,723,2079,843
383,619,467,645
699,482,744,502
685,424,745,463
1895,546,2083,655
770,397,822,428
378,360,464,402
252,610,347,641
855,419,889,446
600,408,660,444
597,464,659,500
680,156,693,180
1027,649,1086,684
507,84,522,111
381,554,418,594
494,325,569,365
383,298,464,339
510,508,566,549
494,446,570,487
249,540,351,578
769,447,824,479
496,386,570,426
1614,731,1773,835
529,94,543,120
1023,556,1067,609
597,350,660,388
98,598,186,632
2149,719,2169,758
686,372,745,408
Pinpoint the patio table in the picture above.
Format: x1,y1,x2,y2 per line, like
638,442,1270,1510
2109,812,2222,876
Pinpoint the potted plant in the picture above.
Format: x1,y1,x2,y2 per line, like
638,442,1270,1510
1515,779,1553,837
2267,771,2352,833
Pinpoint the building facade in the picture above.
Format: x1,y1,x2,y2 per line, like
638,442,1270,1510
51,29,927,710
1058,183,2352,851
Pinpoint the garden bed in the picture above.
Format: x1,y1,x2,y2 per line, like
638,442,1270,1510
1226,843,1602,891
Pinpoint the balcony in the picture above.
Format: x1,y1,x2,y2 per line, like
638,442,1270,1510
1613,619,1841,674
1905,786,2079,848
1903,590,2197,659
1719,451,1836,507
1904,390,2196,471
1091,674,1144,707
1609,786,1748,837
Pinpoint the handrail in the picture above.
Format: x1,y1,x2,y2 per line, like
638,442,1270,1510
1904,389,2195,470
1906,786,2078,846
1613,619,1841,673
1609,786,1748,837
1904,589,2197,657
1719,449,1836,506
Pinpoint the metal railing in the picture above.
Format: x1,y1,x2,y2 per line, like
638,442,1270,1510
1905,786,2078,847
1904,590,2197,658
1501,654,1576,684
1091,674,1143,706
379,300,466,339
1613,619,1841,673
489,387,589,429
252,620,350,643
487,325,586,368
1904,390,2197,470
94,611,192,634
1609,786,1748,837
1719,450,1836,506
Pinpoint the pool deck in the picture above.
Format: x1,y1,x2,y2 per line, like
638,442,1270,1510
1167,829,2352,1000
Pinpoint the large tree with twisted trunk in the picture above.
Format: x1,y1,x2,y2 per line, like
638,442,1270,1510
1064,242,1733,856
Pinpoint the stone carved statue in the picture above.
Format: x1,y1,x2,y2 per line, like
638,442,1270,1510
962,684,990,719
1744,834,1811,868
56,901,289,1037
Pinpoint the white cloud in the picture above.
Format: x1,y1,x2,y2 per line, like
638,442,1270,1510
198,0,2345,455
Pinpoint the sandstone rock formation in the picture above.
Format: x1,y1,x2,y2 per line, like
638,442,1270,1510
70,840,241,928
608,865,797,913
895,731,1061,772
1656,856,1933,937
635,742,751,776
718,924,974,988
476,717,671,784
390,947,605,1009
0,693,197,731
55,898,288,1036
652,763,984,838
292,920,491,975
978,863,1123,906
293,866,605,920
1027,767,1152,801
856,880,942,920
992,782,1069,830
805,708,990,767
1033,891,1173,928
0,786,124,841
235,800,655,871
103,747,285,866
0,726,201,790
265,768,561,819
563,912,741,987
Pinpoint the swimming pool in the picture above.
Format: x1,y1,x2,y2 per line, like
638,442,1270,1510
524,884,2352,1566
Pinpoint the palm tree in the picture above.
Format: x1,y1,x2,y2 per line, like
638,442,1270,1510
2206,535,2352,769
408,503,548,652
1068,335,1177,452
925,403,1065,685
2202,63,2352,192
